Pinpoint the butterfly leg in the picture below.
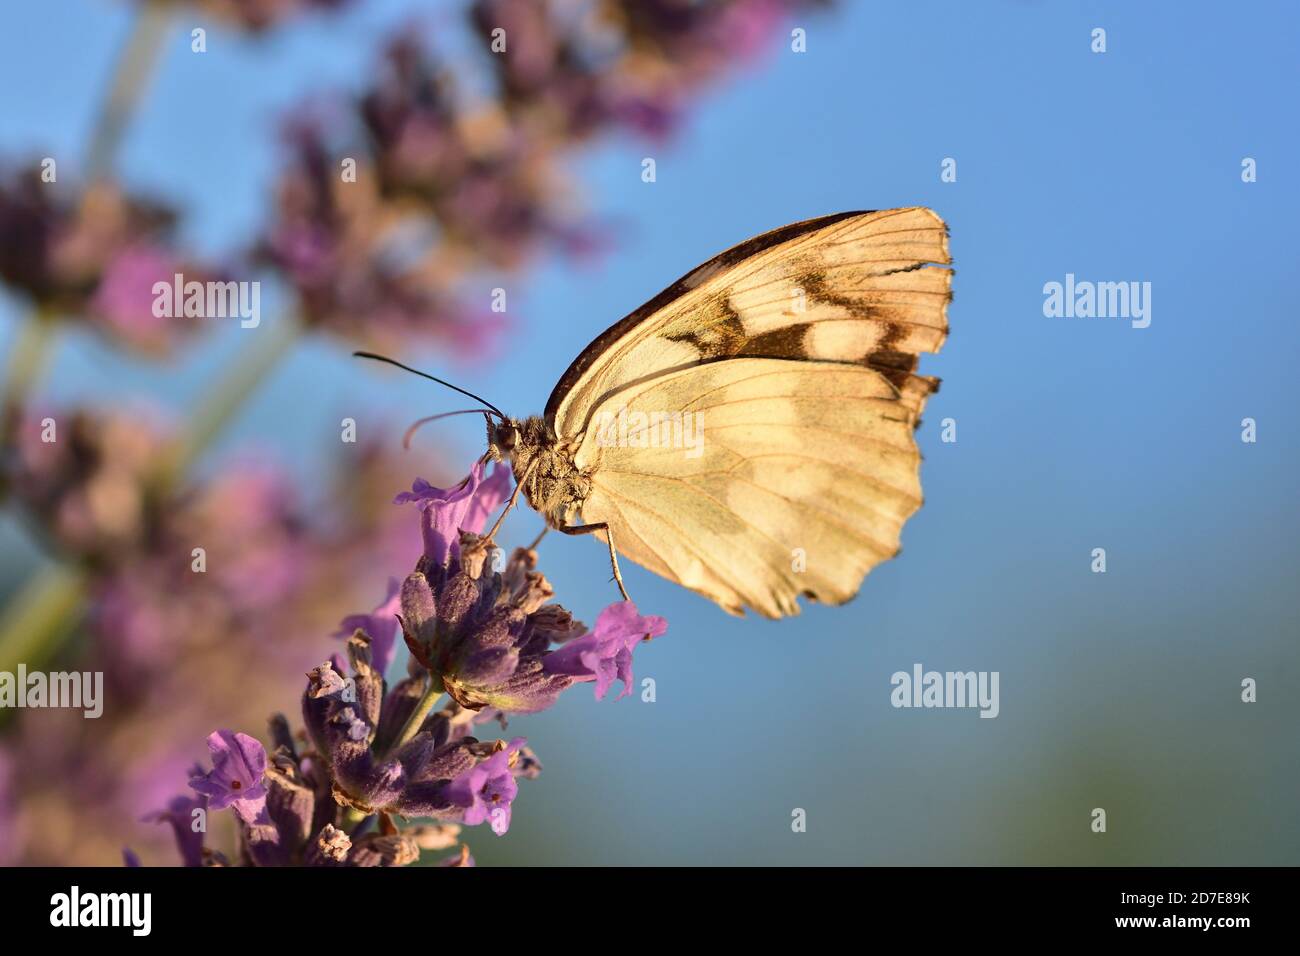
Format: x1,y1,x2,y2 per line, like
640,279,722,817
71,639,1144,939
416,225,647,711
484,458,537,541
555,520,631,602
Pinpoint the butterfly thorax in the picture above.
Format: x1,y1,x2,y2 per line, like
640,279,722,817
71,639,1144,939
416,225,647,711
492,415,589,528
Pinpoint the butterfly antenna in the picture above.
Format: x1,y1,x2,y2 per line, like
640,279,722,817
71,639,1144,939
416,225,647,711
353,351,507,419
402,410,496,450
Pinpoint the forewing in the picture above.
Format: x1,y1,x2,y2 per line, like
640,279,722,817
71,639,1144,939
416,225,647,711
546,207,951,440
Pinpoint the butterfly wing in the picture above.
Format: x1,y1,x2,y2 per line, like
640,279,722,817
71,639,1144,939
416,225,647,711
547,207,950,436
574,358,924,617
547,208,951,618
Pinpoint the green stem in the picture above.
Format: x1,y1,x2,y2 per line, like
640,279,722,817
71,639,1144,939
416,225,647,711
155,315,302,487
0,318,303,675
0,309,56,454
2,310,55,411
1,0,172,431
0,565,87,677
342,806,371,831
388,675,446,756
86,0,173,179
0,321,303,679
0,5,298,687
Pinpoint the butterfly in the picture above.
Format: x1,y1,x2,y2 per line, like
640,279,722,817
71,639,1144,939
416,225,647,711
361,207,951,618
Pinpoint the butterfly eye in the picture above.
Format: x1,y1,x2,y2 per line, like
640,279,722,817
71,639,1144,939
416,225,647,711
494,424,517,452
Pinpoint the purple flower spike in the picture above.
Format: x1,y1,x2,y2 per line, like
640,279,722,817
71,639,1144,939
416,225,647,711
188,730,269,824
445,738,526,836
544,601,668,701
394,461,512,565
336,577,402,674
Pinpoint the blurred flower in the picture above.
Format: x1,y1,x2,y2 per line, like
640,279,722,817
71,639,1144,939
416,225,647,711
154,0,353,34
253,3,819,351
142,794,208,867
471,0,822,142
0,750,18,866
4,407,169,562
335,578,402,675
255,32,595,353
0,409,432,865
3,4,816,358
5,407,320,685
256,111,510,357
357,34,598,271
90,244,183,344
439,843,475,867
0,169,216,354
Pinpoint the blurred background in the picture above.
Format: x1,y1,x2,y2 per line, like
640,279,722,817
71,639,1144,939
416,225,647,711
0,0,1296,866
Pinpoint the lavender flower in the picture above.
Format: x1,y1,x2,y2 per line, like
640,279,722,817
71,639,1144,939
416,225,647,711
158,0,353,34
254,112,511,356
396,456,666,716
544,601,668,701
143,794,208,868
335,578,403,676
148,453,666,866
470,0,818,143
443,737,525,835
0,169,215,354
0,429,430,864
395,459,667,713
188,730,269,824
393,460,512,565
0,0,812,868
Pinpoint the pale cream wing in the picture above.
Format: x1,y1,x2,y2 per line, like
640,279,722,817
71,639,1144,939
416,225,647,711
573,358,924,618
546,207,951,439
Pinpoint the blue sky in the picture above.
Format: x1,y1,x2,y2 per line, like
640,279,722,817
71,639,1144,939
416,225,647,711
2,0,1297,864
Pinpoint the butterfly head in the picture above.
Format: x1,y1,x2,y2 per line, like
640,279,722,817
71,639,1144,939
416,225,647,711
487,415,556,463
487,416,520,461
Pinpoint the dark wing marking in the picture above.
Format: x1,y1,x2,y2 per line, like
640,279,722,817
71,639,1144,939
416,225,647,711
542,211,868,427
